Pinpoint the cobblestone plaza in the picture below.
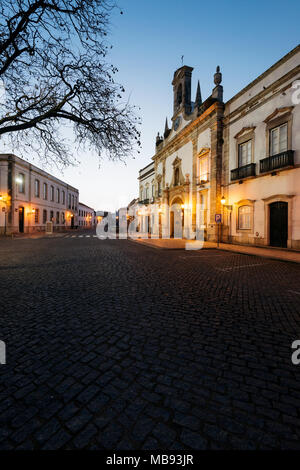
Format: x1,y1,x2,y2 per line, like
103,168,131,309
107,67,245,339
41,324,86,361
0,233,300,449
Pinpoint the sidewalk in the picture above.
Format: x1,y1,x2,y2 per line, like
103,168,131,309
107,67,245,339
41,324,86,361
133,238,300,263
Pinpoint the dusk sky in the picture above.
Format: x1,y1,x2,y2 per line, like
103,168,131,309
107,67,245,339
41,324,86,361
5,0,300,211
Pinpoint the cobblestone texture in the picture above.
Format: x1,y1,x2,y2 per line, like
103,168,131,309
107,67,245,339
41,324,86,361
0,233,300,449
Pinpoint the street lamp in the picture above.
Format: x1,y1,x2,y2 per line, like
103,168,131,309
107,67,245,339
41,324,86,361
221,196,226,205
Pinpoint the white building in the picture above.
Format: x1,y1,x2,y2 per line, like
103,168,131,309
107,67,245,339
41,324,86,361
0,154,79,234
222,45,300,249
78,202,96,228
137,45,300,249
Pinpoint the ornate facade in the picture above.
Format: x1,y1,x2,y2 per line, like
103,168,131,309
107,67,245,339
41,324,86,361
138,45,300,249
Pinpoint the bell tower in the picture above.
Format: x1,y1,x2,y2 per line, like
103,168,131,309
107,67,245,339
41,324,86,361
172,65,193,117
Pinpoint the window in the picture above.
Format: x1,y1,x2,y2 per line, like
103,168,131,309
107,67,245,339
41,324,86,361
56,188,60,203
34,208,39,224
34,179,40,197
61,212,65,224
270,123,287,156
238,140,252,167
43,183,47,200
17,173,25,193
238,206,251,230
174,167,180,186
199,157,209,182
50,186,54,201
56,211,60,224
177,83,182,106
62,190,65,205
72,195,74,210
158,181,161,196
43,209,47,224
50,210,54,222
68,194,71,209
145,187,149,199
75,196,77,210
152,185,155,197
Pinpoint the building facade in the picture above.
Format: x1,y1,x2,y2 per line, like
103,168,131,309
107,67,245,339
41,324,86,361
0,154,79,234
222,46,300,249
137,45,300,249
78,202,96,228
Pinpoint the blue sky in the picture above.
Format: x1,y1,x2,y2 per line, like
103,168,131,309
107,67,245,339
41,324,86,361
14,0,300,211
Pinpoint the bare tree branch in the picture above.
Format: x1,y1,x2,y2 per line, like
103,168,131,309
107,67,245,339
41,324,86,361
0,0,141,167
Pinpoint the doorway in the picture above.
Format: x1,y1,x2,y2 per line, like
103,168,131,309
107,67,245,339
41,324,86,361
269,201,288,248
19,206,24,233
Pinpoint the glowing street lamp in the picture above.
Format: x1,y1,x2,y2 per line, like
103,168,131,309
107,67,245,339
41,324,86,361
221,196,226,205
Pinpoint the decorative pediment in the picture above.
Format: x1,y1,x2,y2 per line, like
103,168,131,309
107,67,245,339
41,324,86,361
264,107,294,123
234,127,256,139
197,147,210,158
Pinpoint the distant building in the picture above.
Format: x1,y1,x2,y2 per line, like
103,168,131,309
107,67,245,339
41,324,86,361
0,154,78,234
78,202,96,228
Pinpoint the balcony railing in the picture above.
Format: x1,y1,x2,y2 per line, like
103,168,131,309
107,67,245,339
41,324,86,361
260,150,294,174
231,163,256,181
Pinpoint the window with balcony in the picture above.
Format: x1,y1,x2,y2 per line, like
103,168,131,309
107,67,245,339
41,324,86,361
238,140,252,167
270,123,287,156
34,179,40,197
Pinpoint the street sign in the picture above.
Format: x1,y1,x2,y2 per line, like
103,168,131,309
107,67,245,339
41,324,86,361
215,214,222,224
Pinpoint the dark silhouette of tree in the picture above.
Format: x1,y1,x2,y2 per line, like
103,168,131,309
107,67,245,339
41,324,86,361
0,0,141,167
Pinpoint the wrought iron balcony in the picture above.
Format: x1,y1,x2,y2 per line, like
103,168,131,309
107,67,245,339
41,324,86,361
260,150,294,174
231,163,256,181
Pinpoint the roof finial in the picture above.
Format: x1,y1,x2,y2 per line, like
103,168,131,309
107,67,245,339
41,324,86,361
164,118,171,139
214,65,222,86
195,80,202,107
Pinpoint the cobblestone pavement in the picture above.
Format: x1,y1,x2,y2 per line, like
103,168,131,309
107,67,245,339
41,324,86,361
1,233,300,450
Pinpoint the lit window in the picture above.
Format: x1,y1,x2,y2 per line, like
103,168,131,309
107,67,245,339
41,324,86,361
238,205,251,230
34,208,39,224
199,157,209,182
238,140,252,167
270,123,287,156
43,183,47,200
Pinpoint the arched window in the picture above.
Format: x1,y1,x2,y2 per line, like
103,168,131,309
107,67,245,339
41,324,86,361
238,206,251,229
174,167,180,186
176,84,182,106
